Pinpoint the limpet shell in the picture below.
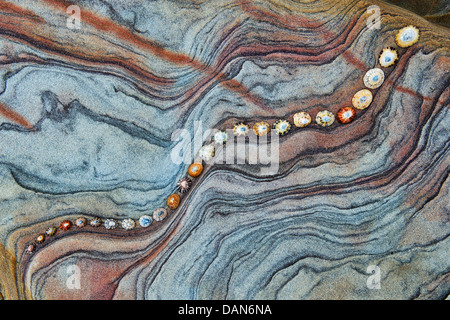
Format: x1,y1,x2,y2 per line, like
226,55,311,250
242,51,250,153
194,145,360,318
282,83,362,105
25,244,35,255
253,122,270,136
45,227,57,236
167,194,180,210
315,110,335,127
90,217,102,227
293,112,311,127
104,219,117,230
36,234,45,244
379,47,398,67
363,68,384,89
122,218,135,230
153,208,168,221
396,25,419,48
352,89,373,110
337,107,356,124
213,130,228,144
273,120,291,135
75,217,87,228
177,177,192,193
233,123,249,136
199,144,215,161
139,215,153,228
60,220,72,231
188,163,203,178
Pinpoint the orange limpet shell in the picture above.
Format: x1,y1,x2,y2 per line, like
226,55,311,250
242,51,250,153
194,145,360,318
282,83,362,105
188,163,203,178
167,194,180,210
60,220,72,231
337,107,356,124
36,234,45,244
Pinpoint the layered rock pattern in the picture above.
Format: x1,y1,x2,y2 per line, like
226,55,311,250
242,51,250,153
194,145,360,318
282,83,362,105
0,0,448,299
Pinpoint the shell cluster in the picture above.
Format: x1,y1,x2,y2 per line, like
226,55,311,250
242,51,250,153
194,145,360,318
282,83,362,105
24,25,420,256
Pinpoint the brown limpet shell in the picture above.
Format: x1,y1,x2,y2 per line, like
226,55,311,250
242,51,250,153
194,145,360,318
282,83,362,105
25,244,35,255
75,217,87,227
90,217,102,227
167,194,181,210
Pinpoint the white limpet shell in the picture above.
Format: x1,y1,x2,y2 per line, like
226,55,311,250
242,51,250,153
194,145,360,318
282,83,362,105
352,89,373,110
315,110,335,127
104,219,117,230
139,215,153,228
363,68,385,89
213,130,228,144
199,144,215,161
153,208,167,222
90,217,102,227
293,112,311,127
122,218,136,230
379,47,398,67
233,123,249,136
396,25,419,48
